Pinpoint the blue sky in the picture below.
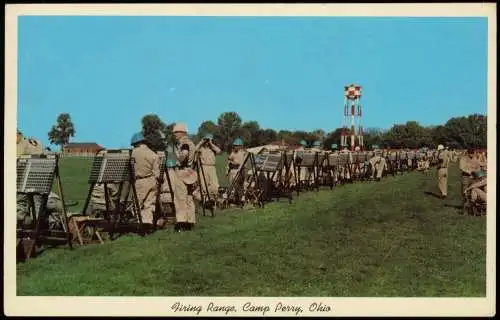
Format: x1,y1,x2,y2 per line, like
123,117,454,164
18,16,487,149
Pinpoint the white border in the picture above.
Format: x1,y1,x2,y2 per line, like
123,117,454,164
4,3,496,317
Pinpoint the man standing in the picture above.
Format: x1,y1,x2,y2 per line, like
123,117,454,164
172,123,198,231
436,144,450,199
131,132,160,228
227,138,246,203
195,133,221,199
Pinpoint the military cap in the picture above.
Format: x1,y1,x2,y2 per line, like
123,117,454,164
233,138,244,146
300,140,307,146
331,143,338,150
130,132,146,146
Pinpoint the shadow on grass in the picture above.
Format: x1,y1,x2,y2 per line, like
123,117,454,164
423,191,443,199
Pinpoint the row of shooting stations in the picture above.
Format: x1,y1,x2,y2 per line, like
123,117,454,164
16,147,422,261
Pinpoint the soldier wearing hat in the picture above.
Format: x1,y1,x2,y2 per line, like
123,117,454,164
17,129,44,156
312,140,322,150
227,138,246,202
297,140,308,151
436,144,450,199
369,145,386,181
195,133,221,199
172,123,198,231
329,143,340,184
131,132,160,227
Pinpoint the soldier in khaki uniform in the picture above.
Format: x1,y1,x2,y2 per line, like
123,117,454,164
436,144,450,198
158,158,189,229
227,138,246,202
463,170,487,204
17,130,44,156
131,132,160,227
172,123,198,231
459,148,486,195
339,145,352,181
328,144,340,184
195,133,221,198
369,145,386,181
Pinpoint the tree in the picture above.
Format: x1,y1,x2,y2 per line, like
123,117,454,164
441,114,487,149
240,121,261,147
48,113,76,149
323,128,343,149
255,128,278,145
382,121,430,149
312,128,326,141
217,112,243,151
141,114,168,151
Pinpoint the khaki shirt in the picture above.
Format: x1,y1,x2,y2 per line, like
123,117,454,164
228,149,246,166
132,144,160,179
176,136,196,168
437,150,450,169
459,155,485,175
196,141,221,166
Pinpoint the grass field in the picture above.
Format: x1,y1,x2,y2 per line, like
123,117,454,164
16,156,486,297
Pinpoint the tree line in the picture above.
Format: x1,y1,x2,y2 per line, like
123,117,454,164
48,111,487,152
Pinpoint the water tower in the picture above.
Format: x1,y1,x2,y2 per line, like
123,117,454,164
341,84,363,151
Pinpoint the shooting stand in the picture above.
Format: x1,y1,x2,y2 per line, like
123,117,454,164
16,154,72,261
221,152,262,209
350,152,365,182
386,153,398,176
399,151,409,172
338,153,353,184
78,149,143,244
294,151,320,194
155,151,177,224
193,152,216,217
323,152,339,189
253,151,293,204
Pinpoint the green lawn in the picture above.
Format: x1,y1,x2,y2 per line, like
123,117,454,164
17,157,486,297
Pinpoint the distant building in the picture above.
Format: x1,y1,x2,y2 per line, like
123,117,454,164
62,142,104,156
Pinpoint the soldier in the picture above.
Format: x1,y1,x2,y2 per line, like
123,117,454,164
297,140,308,151
463,170,487,204
195,133,221,199
158,158,189,230
459,148,486,196
328,144,340,184
369,145,386,181
172,123,198,231
419,147,430,172
312,140,322,150
227,138,247,203
130,132,161,228
17,129,44,156
436,144,450,199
